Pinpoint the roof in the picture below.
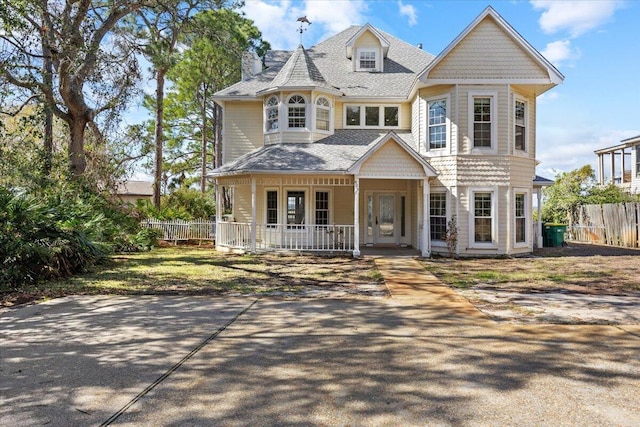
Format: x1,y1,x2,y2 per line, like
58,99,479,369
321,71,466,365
116,180,154,196
257,45,339,95
594,135,640,154
215,25,435,100
533,175,554,187
212,130,420,176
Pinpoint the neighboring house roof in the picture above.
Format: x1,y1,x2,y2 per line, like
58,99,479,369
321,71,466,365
533,175,554,187
211,130,423,176
116,180,154,196
215,26,436,100
594,135,640,154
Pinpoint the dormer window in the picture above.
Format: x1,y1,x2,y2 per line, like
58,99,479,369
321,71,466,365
287,95,307,128
357,48,378,71
265,96,279,132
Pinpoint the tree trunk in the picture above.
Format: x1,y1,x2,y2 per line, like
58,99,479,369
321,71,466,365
200,85,207,193
153,69,166,208
68,116,87,177
42,34,54,176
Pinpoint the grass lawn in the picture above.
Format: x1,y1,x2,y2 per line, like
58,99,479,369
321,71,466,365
422,244,640,296
1,246,383,307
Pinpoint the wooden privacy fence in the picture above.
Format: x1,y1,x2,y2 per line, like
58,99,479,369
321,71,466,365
141,218,215,243
568,203,640,248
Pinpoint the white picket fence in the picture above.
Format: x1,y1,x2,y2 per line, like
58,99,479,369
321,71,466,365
141,218,216,243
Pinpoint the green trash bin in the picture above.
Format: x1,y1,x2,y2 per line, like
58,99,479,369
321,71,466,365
543,223,567,247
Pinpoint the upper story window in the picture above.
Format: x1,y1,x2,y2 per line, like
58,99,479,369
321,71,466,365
636,145,640,177
315,97,331,132
265,96,279,132
428,99,447,150
473,97,492,148
515,99,526,151
357,48,378,71
287,95,307,128
345,105,399,128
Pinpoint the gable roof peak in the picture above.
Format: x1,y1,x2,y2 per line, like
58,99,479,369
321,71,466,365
345,23,391,59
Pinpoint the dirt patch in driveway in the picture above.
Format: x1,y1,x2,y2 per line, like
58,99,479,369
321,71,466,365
423,243,640,324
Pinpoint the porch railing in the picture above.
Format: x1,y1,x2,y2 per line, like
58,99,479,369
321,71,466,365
217,222,355,252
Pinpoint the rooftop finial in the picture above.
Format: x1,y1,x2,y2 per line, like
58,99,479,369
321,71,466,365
296,16,311,45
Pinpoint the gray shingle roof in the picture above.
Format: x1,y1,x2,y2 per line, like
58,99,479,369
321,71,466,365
215,25,436,99
213,130,416,175
258,45,338,94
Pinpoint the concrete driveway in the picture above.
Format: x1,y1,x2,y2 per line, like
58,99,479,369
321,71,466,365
2,295,640,426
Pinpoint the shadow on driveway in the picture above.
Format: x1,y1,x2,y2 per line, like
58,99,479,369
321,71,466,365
1,296,640,426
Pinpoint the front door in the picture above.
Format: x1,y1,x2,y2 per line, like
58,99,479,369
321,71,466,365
366,193,397,245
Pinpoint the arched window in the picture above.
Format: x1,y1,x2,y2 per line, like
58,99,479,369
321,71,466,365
315,97,331,132
287,95,306,128
265,96,279,132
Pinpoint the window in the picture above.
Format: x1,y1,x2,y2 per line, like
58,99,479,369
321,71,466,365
315,97,331,132
344,105,399,128
315,191,329,225
430,193,447,241
287,95,306,128
265,96,279,132
358,49,377,70
428,99,447,150
636,145,640,177
384,107,398,127
474,192,493,243
346,106,360,126
266,191,278,227
515,193,526,243
515,100,526,151
287,191,305,227
365,106,378,126
473,97,492,148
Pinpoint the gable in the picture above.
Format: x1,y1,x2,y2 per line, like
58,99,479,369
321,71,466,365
353,29,382,49
429,17,549,80
358,138,427,178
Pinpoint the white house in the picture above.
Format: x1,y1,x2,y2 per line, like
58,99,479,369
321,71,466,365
211,6,563,257
595,135,640,194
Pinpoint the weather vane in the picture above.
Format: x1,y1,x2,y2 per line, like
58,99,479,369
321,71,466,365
296,16,311,45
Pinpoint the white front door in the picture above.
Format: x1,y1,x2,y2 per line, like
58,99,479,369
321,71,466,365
366,193,398,245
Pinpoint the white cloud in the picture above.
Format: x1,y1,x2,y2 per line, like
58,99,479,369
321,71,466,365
531,0,624,38
540,40,581,66
536,126,639,178
398,1,417,26
537,91,559,104
242,0,367,50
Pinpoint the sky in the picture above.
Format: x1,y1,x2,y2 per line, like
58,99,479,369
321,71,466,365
237,0,640,180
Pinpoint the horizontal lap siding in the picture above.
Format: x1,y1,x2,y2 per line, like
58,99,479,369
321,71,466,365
458,85,510,155
224,102,263,163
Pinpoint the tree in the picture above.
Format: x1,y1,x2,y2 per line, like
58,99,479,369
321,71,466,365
134,0,234,207
0,0,145,178
161,9,268,193
542,165,639,223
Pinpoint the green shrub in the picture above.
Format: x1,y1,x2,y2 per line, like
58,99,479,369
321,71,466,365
136,188,215,220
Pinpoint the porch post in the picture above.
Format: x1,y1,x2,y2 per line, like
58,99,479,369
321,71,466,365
537,189,543,248
598,154,604,185
422,178,430,257
250,177,256,253
610,152,615,184
621,149,626,183
215,179,222,250
353,177,360,257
